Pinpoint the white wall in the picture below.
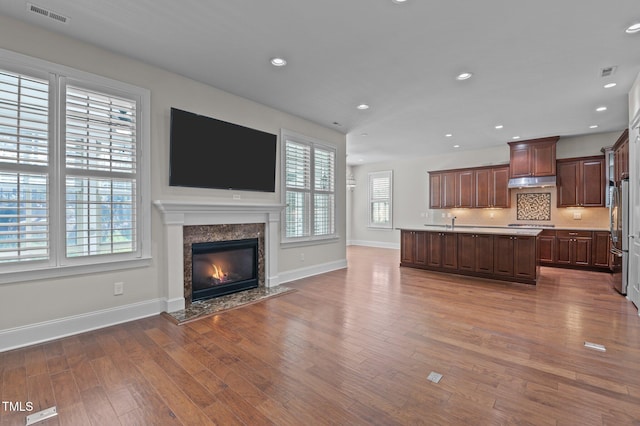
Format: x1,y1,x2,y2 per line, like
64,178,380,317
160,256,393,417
349,132,622,248
0,15,346,342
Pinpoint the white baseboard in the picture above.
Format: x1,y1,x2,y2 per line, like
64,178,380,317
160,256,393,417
279,259,348,284
165,297,185,313
348,240,400,250
0,298,165,352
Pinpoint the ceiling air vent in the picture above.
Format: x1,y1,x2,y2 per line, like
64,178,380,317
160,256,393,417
601,66,617,78
27,3,69,24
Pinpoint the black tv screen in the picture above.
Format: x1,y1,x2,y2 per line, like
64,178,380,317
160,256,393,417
169,108,277,192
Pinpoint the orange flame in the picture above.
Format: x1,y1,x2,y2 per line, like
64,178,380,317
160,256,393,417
211,264,224,280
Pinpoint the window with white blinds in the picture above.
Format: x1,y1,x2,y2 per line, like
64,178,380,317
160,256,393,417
368,170,393,228
64,86,137,257
283,132,336,242
0,50,150,280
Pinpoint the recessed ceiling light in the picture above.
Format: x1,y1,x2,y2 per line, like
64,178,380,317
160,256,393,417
270,57,287,67
392,0,408,3
445,133,453,138
360,133,368,137
626,23,640,34
356,104,370,110
512,136,521,140
596,106,607,112
358,159,364,162
495,125,504,129
453,145,460,148
604,83,617,89
589,125,599,129
456,72,473,81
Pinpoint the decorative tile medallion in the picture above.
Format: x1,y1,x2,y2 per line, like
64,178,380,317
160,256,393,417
516,193,551,221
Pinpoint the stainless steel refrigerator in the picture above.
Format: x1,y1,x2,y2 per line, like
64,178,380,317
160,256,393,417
610,179,629,294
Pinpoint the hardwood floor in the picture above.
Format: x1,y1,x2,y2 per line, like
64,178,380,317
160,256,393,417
2,246,640,425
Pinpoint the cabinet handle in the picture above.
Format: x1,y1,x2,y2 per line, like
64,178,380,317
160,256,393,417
569,233,578,235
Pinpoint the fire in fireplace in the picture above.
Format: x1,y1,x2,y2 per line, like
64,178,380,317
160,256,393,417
191,238,258,302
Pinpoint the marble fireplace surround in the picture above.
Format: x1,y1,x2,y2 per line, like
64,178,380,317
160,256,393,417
154,201,285,313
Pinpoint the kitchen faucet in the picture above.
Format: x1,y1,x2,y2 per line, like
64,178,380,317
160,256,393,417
451,216,456,229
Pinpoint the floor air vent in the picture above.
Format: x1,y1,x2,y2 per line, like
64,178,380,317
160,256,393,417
27,3,69,24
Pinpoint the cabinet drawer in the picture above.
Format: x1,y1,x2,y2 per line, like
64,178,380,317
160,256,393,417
556,230,592,238
539,229,556,237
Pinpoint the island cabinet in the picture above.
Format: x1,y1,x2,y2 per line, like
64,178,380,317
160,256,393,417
508,136,558,178
400,230,428,266
399,229,539,284
458,233,494,273
427,232,458,269
556,156,606,207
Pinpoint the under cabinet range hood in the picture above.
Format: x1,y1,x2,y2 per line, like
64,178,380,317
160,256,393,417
507,175,556,189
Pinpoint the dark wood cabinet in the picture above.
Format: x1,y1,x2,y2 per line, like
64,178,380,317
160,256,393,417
514,236,537,279
508,137,558,178
427,232,457,269
458,233,494,273
614,129,629,183
400,230,427,266
557,156,605,207
537,230,556,265
429,173,442,209
430,165,509,209
493,235,515,277
592,231,611,268
555,230,592,267
475,166,510,208
400,229,538,284
456,170,475,208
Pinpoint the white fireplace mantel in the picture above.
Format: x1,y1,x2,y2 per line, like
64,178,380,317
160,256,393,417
154,200,285,312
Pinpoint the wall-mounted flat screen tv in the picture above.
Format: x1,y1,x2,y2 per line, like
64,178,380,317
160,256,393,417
169,108,277,192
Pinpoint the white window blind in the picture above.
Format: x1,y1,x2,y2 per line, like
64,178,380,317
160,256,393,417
368,170,393,228
0,49,151,281
64,86,137,257
0,70,50,263
283,132,336,242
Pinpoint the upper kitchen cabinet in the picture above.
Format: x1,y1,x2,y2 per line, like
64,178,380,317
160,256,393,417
508,136,559,178
613,129,629,183
429,165,508,209
475,166,510,208
557,156,605,207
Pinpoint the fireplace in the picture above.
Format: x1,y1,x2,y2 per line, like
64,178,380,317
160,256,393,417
191,238,259,301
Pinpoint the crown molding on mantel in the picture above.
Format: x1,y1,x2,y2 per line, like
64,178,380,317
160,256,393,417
153,200,286,225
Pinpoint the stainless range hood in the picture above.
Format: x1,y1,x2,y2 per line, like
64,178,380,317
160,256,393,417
507,175,556,189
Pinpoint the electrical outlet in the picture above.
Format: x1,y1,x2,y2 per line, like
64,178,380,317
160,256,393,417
300,253,305,262
573,212,582,220
114,282,124,295
233,194,241,200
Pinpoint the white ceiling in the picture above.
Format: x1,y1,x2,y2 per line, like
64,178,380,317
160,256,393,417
2,1,639,164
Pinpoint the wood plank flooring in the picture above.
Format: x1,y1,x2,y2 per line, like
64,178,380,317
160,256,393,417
2,246,640,425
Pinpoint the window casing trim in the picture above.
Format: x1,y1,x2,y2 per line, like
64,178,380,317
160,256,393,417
280,129,338,245
368,170,393,229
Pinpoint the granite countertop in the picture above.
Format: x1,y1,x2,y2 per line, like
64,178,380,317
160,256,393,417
398,225,542,236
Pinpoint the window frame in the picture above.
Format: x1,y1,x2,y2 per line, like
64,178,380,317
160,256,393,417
281,129,338,245
0,48,151,284
368,170,393,229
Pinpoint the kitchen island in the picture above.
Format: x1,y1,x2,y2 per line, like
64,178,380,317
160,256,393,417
399,226,542,285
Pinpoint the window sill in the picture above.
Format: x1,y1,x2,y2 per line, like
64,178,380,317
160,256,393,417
280,235,341,248
0,257,153,285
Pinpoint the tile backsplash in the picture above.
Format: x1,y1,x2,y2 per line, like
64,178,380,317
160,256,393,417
428,187,609,229
516,193,551,221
